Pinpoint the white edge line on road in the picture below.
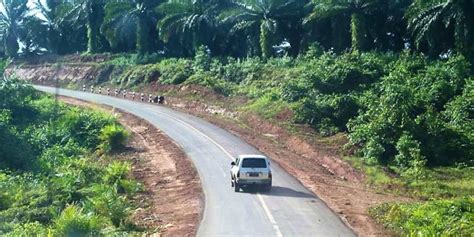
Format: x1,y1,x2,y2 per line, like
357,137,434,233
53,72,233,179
147,107,283,237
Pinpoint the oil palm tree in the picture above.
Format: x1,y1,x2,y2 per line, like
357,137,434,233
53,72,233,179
61,0,108,53
220,0,307,58
102,0,161,54
0,0,29,57
157,0,219,56
306,0,382,52
32,0,64,54
407,0,474,61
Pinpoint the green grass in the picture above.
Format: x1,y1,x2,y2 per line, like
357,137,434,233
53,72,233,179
344,156,474,199
344,156,474,235
371,197,474,236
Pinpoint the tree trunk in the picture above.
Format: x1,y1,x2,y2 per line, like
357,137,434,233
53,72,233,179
137,15,151,55
260,20,273,58
350,12,368,52
457,0,474,68
331,15,350,53
87,1,106,53
5,32,19,58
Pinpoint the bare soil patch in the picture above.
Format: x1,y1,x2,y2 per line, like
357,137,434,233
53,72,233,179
59,97,202,237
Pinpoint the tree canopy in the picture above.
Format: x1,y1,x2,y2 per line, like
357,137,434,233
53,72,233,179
0,0,471,62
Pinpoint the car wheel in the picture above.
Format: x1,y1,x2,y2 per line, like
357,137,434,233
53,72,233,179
234,183,240,192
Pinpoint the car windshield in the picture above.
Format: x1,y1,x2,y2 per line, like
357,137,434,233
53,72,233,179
241,158,267,168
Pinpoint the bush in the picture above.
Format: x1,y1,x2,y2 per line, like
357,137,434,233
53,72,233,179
0,79,141,235
348,54,473,168
81,184,131,227
98,124,129,153
158,58,192,84
372,197,474,236
53,204,103,236
4,222,49,237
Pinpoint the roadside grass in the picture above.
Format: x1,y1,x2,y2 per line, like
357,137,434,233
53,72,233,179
344,156,474,199
344,156,474,235
241,96,289,119
370,197,473,236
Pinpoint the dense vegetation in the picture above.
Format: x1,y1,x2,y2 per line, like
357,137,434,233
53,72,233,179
0,0,472,235
0,77,138,235
101,49,473,172
0,0,472,65
89,48,473,235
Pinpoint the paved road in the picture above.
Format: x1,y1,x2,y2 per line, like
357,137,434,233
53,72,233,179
35,86,355,237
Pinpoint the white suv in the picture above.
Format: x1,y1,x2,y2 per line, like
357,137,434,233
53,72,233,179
231,155,272,192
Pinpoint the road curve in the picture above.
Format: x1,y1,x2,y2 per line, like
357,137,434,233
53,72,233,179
35,86,355,237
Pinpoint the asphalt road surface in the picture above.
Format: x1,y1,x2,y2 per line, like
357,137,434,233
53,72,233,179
35,85,356,237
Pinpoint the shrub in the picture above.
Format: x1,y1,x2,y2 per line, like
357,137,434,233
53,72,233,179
371,197,474,236
158,58,192,84
53,204,103,236
349,54,473,168
3,222,50,237
98,124,129,153
81,184,131,228
0,111,36,170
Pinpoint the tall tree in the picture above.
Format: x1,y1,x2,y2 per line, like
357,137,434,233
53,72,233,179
407,0,474,62
102,0,160,54
33,0,63,54
307,0,382,52
220,0,307,58
0,0,29,57
157,0,219,56
62,0,108,53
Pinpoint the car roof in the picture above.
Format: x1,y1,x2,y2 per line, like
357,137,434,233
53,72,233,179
238,154,268,159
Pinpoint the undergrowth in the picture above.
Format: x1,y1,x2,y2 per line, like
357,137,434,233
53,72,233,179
0,77,141,235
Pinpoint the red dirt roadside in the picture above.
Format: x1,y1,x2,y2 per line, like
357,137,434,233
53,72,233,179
60,97,202,237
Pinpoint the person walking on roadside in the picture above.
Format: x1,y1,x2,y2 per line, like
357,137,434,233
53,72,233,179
82,85,86,92
107,88,110,96
132,92,136,100
123,90,127,98
148,94,153,103
141,93,145,102
115,88,119,97
98,86,102,94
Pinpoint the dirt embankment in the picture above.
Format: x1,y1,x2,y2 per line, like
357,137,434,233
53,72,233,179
11,60,411,236
60,97,202,237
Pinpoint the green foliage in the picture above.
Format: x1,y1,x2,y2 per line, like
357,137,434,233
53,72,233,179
193,45,212,72
407,0,474,61
98,124,129,153
158,58,193,84
53,204,103,236
371,197,474,236
0,79,140,235
348,54,473,169
243,90,289,119
283,52,390,135
0,0,29,57
3,222,50,237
